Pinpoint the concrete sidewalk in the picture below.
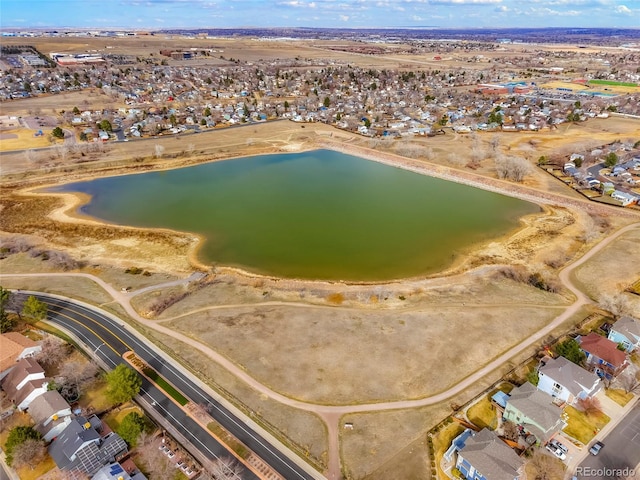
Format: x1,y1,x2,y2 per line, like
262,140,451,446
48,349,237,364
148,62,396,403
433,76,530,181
565,392,639,476
0,450,20,480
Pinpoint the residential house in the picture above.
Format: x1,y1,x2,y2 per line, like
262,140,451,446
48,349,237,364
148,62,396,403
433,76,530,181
578,332,629,379
49,415,128,477
608,316,640,353
92,462,147,480
28,390,73,441
455,428,524,480
537,356,601,405
503,382,565,443
0,332,42,380
1,357,51,411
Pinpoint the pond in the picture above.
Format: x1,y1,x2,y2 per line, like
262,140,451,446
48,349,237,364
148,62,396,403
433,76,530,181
54,149,540,280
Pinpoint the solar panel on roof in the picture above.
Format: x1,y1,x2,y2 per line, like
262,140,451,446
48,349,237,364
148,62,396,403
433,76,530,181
111,464,124,474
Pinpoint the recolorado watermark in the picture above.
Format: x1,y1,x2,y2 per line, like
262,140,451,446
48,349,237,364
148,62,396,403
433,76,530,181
575,466,637,477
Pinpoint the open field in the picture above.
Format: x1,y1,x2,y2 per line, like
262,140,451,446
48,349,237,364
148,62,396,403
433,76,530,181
143,328,329,470
572,226,640,309
163,302,564,404
0,128,52,151
341,406,451,480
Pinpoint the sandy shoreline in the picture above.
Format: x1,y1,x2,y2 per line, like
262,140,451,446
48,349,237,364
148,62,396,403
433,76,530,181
8,139,612,286
11,142,548,285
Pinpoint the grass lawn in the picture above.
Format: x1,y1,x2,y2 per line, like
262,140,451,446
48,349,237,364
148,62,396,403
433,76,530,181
562,406,610,444
467,383,514,430
76,378,114,413
433,423,464,480
467,396,498,430
606,389,634,407
15,456,56,480
101,402,144,432
0,413,33,447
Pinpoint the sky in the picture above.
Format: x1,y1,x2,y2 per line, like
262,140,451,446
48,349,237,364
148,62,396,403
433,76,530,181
2,0,639,30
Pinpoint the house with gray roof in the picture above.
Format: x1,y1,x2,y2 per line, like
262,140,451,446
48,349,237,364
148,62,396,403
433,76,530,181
537,356,601,405
92,462,147,480
503,382,565,443
28,390,73,441
608,316,640,353
455,428,524,480
49,415,128,478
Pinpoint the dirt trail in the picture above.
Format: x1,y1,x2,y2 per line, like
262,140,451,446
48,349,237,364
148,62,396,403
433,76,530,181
3,221,639,479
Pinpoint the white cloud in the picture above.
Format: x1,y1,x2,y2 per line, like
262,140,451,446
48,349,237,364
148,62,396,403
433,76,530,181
430,0,502,4
339,14,350,21
615,4,632,14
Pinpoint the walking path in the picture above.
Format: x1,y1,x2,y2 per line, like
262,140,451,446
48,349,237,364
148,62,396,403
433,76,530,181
2,222,639,479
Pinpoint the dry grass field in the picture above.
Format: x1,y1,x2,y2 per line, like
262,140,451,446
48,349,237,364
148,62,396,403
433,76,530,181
142,328,329,470
162,301,564,404
0,128,52,151
572,226,640,309
340,406,448,480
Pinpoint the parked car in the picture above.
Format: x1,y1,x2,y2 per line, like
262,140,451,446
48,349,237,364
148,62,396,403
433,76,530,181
549,439,568,454
545,442,566,460
589,441,604,455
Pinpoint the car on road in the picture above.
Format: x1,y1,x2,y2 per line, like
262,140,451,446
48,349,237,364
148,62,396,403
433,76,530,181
589,441,604,455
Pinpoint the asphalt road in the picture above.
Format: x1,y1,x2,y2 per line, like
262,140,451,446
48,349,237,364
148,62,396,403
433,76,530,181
36,293,317,480
575,401,640,479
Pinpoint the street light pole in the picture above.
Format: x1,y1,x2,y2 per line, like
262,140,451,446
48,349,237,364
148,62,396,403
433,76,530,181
94,342,105,355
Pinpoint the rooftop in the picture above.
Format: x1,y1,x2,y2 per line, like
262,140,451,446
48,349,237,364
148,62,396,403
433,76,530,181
538,356,600,397
458,428,523,480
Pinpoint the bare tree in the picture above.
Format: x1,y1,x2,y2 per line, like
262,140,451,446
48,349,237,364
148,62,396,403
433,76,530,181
577,396,603,417
495,156,532,182
55,143,69,161
154,144,165,158
137,440,174,479
11,438,46,470
200,457,243,480
502,420,519,441
490,134,500,152
57,360,99,400
35,336,69,367
598,293,633,319
526,448,565,480
618,366,640,394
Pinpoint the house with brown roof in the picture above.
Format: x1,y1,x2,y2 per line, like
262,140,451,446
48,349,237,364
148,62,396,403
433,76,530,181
1,357,51,411
578,332,629,379
28,390,73,441
455,428,524,480
0,332,42,380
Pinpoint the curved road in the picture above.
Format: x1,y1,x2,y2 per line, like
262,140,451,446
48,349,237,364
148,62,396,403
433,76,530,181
32,293,319,480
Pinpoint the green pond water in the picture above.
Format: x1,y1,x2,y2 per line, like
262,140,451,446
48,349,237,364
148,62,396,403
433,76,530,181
54,149,540,280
